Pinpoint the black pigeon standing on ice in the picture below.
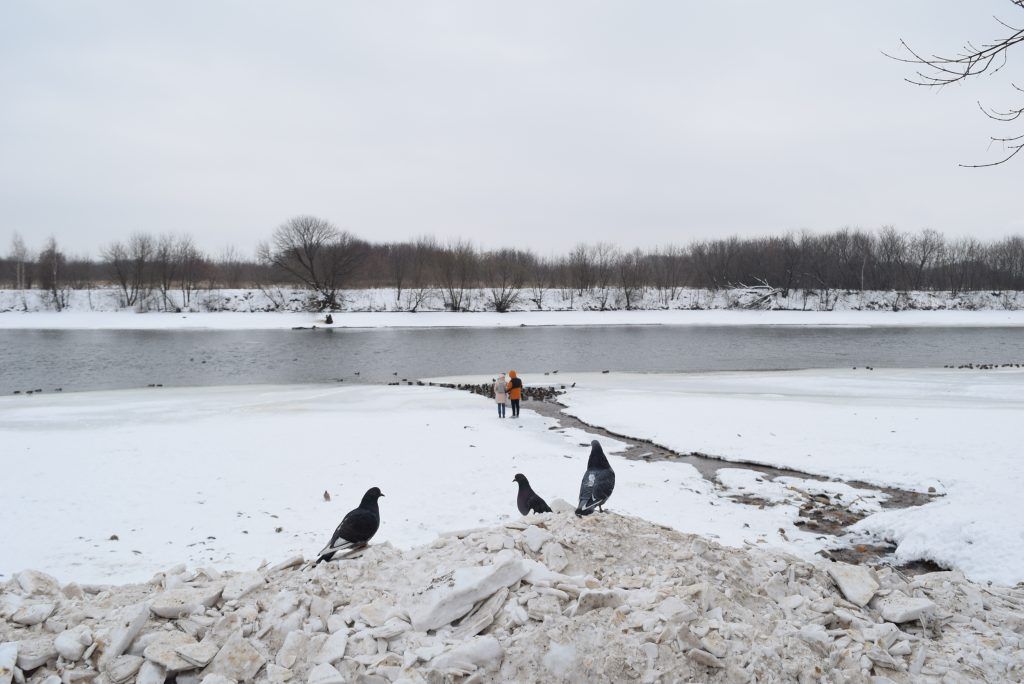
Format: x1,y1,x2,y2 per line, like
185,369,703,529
576,440,615,516
316,487,384,563
514,473,552,515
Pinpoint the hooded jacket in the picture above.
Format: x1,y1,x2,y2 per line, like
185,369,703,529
493,377,508,403
507,370,523,400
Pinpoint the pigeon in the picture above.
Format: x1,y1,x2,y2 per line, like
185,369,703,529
316,487,384,562
514,473,552,515
575,440,615,516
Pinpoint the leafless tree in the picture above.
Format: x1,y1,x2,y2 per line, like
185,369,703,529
102,233,152,307
588,242,620,310
64,256,94,289
651,244,686,305
567,243,593,296
386,242,414,305
401,237,438,312
943,237,984,295
1002,235,1024,288
527,257,555,310
988,236,1019,290
102,241,131,304
889,1,1024,166
483,248,530,312
907,229,946,290
129,233,154,305
876,225,909,290
591,242,619,290
9,232,30,290
824,229,874,292
770,234,805,294
178,237,205,307
691,237,740,290
217,245,245,289
800,236,839,310
995,235,1024,289
435,239,477,311
152,234,180,310
258,215,368,310
37,236,68,311
616,249,649,309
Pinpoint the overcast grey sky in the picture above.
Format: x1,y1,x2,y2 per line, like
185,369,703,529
1,1,1022,257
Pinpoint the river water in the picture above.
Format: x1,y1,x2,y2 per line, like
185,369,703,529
2,325,1021,394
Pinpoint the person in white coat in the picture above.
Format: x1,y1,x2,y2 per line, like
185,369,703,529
493,373,508,418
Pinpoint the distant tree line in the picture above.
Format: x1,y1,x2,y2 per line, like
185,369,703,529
3,218,1023,311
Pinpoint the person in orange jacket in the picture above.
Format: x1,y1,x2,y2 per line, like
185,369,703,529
507,370,523,418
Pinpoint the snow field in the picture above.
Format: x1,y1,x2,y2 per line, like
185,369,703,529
0,385,831,585
4,367,1020,587
553,369,1024,585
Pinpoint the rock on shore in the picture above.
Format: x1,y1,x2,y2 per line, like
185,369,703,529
1,510,1022,682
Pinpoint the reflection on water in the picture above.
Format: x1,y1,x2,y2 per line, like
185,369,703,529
1,325,1021,394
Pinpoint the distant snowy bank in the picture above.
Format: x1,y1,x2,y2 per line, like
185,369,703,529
3,287,1024,329
4,286,1024,314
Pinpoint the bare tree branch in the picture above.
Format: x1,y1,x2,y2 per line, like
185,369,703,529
889,1,1024,166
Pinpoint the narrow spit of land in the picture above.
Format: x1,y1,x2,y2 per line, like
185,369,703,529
433,381,939,572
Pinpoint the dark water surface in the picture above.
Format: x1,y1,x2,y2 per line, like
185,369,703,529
1,325,1022,394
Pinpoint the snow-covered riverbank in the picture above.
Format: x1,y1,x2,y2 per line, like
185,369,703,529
3,287,1024,330
4,368,1021,588
3,309,1024,330
547,369,1024,586
0,384,847,586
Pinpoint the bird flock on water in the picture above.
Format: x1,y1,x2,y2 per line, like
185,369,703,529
316,440,615,562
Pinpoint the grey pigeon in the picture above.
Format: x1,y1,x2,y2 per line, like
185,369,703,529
316,487,384,562
514,473,552,515
575,440,615,516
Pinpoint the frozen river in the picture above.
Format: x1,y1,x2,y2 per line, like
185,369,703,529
2,324,1021,393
